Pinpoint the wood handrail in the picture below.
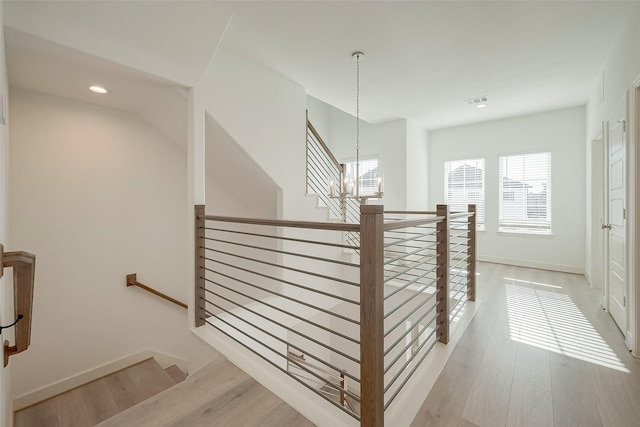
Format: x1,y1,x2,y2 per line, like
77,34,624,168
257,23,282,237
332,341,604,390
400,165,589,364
1,244,36,367
126,273,187,309
307,117,343,172
197,213,360,232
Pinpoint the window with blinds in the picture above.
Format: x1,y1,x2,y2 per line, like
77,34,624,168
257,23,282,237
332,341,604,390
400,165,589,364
344,158,380,196
499,152,551,234
444,158,485,231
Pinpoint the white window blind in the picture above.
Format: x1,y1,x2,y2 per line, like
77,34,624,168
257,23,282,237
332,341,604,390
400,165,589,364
499,152,551,234
344,158,380,196
444,158,485,230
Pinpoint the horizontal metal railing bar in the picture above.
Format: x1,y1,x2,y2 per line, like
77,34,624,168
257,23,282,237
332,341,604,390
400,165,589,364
204,227,358,250
384,278,438,328
205,236,360,268
384,253,441,285
383,303,438,358
384,211,438,215
384,224,437,231
384,230,439,248
202,314,360,421
384,312,438,375
288,352,353,384
384,262,437,300
448,287,468,308
449,297,468,321
384,286,437,337
307,120,342,172
449,212,473,219
202,298,360,367
384,331,439,410
384,241,438,265
384,321,438,385
204,247,359,287
204,256,359,306
203,281,359,345
449,230,470,240
448,247,468,262
383,216,444,232
383,246,437,259
449,255,471,273
203,265,359,323
384,264,439,286
199,215,360,232
307,137,339,173
288,358,361,402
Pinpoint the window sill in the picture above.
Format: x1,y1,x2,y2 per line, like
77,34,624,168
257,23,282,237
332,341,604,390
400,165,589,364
497,230,554,238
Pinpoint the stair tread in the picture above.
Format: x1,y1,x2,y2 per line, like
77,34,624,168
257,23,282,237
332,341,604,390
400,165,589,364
80,378,120,424
96,357,315,427
14,357,179,427
164,364,187,384
123,357,176,401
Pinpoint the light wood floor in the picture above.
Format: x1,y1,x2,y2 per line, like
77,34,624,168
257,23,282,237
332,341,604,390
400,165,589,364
411,262,640,427
96,357,314,427
14,358,186,427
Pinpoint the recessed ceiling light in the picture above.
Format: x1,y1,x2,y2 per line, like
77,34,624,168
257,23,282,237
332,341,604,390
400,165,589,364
476,104,487,109
89,85,109,94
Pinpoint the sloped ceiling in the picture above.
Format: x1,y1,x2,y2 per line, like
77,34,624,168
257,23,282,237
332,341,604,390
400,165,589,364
3,0,639,135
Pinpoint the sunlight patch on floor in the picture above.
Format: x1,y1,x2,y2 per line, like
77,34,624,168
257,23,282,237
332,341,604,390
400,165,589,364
505,283,629,372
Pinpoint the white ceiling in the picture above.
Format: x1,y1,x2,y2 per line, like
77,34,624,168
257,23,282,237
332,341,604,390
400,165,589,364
4,0,639,140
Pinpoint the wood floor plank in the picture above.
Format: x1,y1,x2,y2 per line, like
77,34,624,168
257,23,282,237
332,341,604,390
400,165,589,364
103,368,145,412
96,357,312,427
512,343,551,391
505,380,553,427
123,358,175,401
164,364,187,383
22,400,59,427
460,328,517,426
80,378,120,424
410,345,483,426
54,386,92,427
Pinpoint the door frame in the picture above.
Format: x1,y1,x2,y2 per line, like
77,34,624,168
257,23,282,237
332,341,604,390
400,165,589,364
630,74,640,356
590,128,605,291
604,95,628,335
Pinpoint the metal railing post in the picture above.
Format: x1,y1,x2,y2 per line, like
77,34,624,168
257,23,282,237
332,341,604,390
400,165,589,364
360,204,384,426
467,204,477,302
436,204,450,344
195,205,206,327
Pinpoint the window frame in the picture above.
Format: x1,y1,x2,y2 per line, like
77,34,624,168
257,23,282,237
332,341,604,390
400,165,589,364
443,158,485,231
498,151,552,235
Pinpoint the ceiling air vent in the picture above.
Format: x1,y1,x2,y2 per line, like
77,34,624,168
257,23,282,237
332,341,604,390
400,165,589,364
465,96,488,109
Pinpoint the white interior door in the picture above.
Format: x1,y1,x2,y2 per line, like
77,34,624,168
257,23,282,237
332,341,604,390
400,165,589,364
606,101,627,334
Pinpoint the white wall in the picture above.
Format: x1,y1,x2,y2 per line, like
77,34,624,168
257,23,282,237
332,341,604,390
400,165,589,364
429,107,586,273
585,3,640,354
406,121,429,211
307,96,408,211
7,89,192,399
200,47,308,220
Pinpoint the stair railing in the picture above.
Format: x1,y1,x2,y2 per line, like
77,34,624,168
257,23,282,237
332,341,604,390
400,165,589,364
1,244,36,367
194,203,476,426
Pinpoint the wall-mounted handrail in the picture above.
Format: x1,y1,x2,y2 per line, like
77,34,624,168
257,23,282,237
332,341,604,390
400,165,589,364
126,273,187,309
1,244,36,367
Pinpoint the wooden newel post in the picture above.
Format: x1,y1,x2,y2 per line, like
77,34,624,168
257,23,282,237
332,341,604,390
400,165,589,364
195,205,206,327
467,204,477,302
360,204,385,427
436,204,450,344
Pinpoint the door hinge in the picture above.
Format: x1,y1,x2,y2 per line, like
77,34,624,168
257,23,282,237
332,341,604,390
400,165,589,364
623,208,626,220
618,119,626,132
623,296,626,307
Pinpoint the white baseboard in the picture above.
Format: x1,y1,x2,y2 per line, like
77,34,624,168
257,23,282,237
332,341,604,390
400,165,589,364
478,255,585,276
13,349,188,411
